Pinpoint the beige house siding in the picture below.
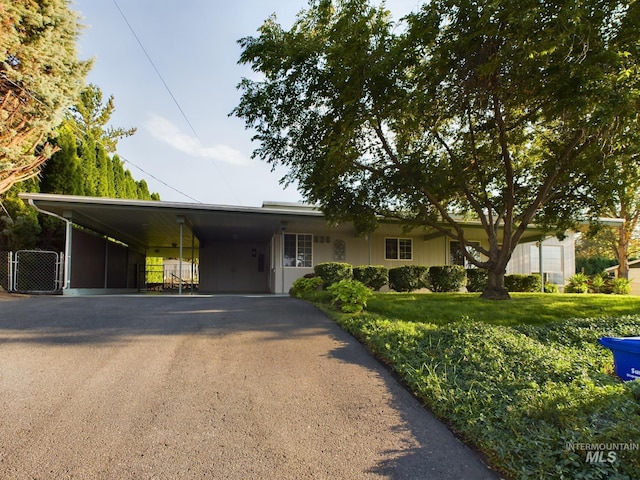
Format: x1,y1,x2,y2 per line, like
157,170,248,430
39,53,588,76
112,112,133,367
273,221,509,293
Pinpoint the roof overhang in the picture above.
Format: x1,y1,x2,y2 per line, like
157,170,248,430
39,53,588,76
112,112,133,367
20,193,324,257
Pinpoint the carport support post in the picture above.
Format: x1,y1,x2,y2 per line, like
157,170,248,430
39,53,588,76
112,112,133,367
280,223,287,294
177,216,185,295
191,234,195,294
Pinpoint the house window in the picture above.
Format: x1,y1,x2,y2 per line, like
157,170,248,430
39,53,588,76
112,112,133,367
284,233,312,267
385,238,412,260
450,241,480,267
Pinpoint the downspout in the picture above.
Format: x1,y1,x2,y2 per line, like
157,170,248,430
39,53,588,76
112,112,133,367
28,199,72,291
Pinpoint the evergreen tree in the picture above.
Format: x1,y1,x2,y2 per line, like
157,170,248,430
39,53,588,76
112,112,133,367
70,84,136,153
0,0,91,194
39,123,83,195
78,135,98,196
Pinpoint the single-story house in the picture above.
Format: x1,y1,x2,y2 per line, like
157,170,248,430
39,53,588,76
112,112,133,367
19,193,575,295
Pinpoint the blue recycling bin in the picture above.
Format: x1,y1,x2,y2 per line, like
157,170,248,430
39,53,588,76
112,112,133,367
599,337,640,382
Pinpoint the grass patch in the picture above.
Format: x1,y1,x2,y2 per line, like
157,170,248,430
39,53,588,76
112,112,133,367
366,292,640,326
310,292,640,479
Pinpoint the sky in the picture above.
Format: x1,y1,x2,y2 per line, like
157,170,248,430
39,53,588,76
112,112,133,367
71,0,421,207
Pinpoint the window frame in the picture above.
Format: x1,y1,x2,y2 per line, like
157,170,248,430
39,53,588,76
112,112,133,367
385,237,413,261
283,233,313,268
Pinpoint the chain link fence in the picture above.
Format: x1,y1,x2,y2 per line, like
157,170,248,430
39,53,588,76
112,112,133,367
0,251,8,292
5,250,63,294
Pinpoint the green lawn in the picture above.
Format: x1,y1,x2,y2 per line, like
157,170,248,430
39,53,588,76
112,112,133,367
311,292,640,480
366,292,640,326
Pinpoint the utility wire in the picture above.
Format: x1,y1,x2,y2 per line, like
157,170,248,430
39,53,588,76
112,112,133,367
111,0,241,205
111,0,198,138
1,72,199,203
119,156,202,203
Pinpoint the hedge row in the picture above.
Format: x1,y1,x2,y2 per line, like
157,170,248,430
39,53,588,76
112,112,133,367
310,262,462,292
306,263,549,293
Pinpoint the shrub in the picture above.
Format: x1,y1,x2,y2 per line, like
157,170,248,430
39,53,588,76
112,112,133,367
613,277,631,295
565,273,590,293
289,276,323,298
388,265,429,292
353,265,388,291
327,279,373,313
428,265,467,292
544,282,559,293
505,274,542,292
465,268,488,293
588,273,607,293
314,262,353,288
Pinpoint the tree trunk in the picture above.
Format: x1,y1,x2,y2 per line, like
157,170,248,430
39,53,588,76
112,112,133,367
616,225,630,280
480,267,511,300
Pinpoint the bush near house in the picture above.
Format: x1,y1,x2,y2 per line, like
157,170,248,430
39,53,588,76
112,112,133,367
612,277,632,295
388,265,429,292
290,275,323,298
565,273,631,295
428,265,467,292
327,279,372,313
565,273,590,293
314,262,353,287
465,268,488,292
505,273,542,292
353,265,388,291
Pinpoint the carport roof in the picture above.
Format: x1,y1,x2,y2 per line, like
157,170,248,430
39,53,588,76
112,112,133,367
20,193,324,254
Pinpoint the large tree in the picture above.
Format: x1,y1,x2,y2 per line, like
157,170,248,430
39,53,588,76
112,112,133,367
0,0,91,194
584,113,640,279
234,0,639,299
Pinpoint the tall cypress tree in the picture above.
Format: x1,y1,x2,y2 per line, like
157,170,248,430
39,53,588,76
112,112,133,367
39,123,83,195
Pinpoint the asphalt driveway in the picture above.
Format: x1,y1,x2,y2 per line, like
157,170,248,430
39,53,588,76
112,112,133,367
0,294,498,479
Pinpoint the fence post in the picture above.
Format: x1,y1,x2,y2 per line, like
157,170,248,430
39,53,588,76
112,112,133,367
8,251,14,292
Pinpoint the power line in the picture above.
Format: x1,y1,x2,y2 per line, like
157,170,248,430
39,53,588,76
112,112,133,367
111,0,198,138
1,72,199,203
111,0,241,205
119,155,202,203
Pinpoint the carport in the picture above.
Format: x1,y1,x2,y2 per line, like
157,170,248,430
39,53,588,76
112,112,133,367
20,193,324,295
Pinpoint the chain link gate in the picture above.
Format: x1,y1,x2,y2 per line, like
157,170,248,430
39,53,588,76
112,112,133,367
0,251,9,292
8,250,63,294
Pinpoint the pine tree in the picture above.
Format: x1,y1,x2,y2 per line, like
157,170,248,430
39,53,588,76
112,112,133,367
0,0,91,194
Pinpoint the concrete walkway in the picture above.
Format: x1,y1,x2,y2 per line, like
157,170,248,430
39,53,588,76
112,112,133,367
0,295,499,479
